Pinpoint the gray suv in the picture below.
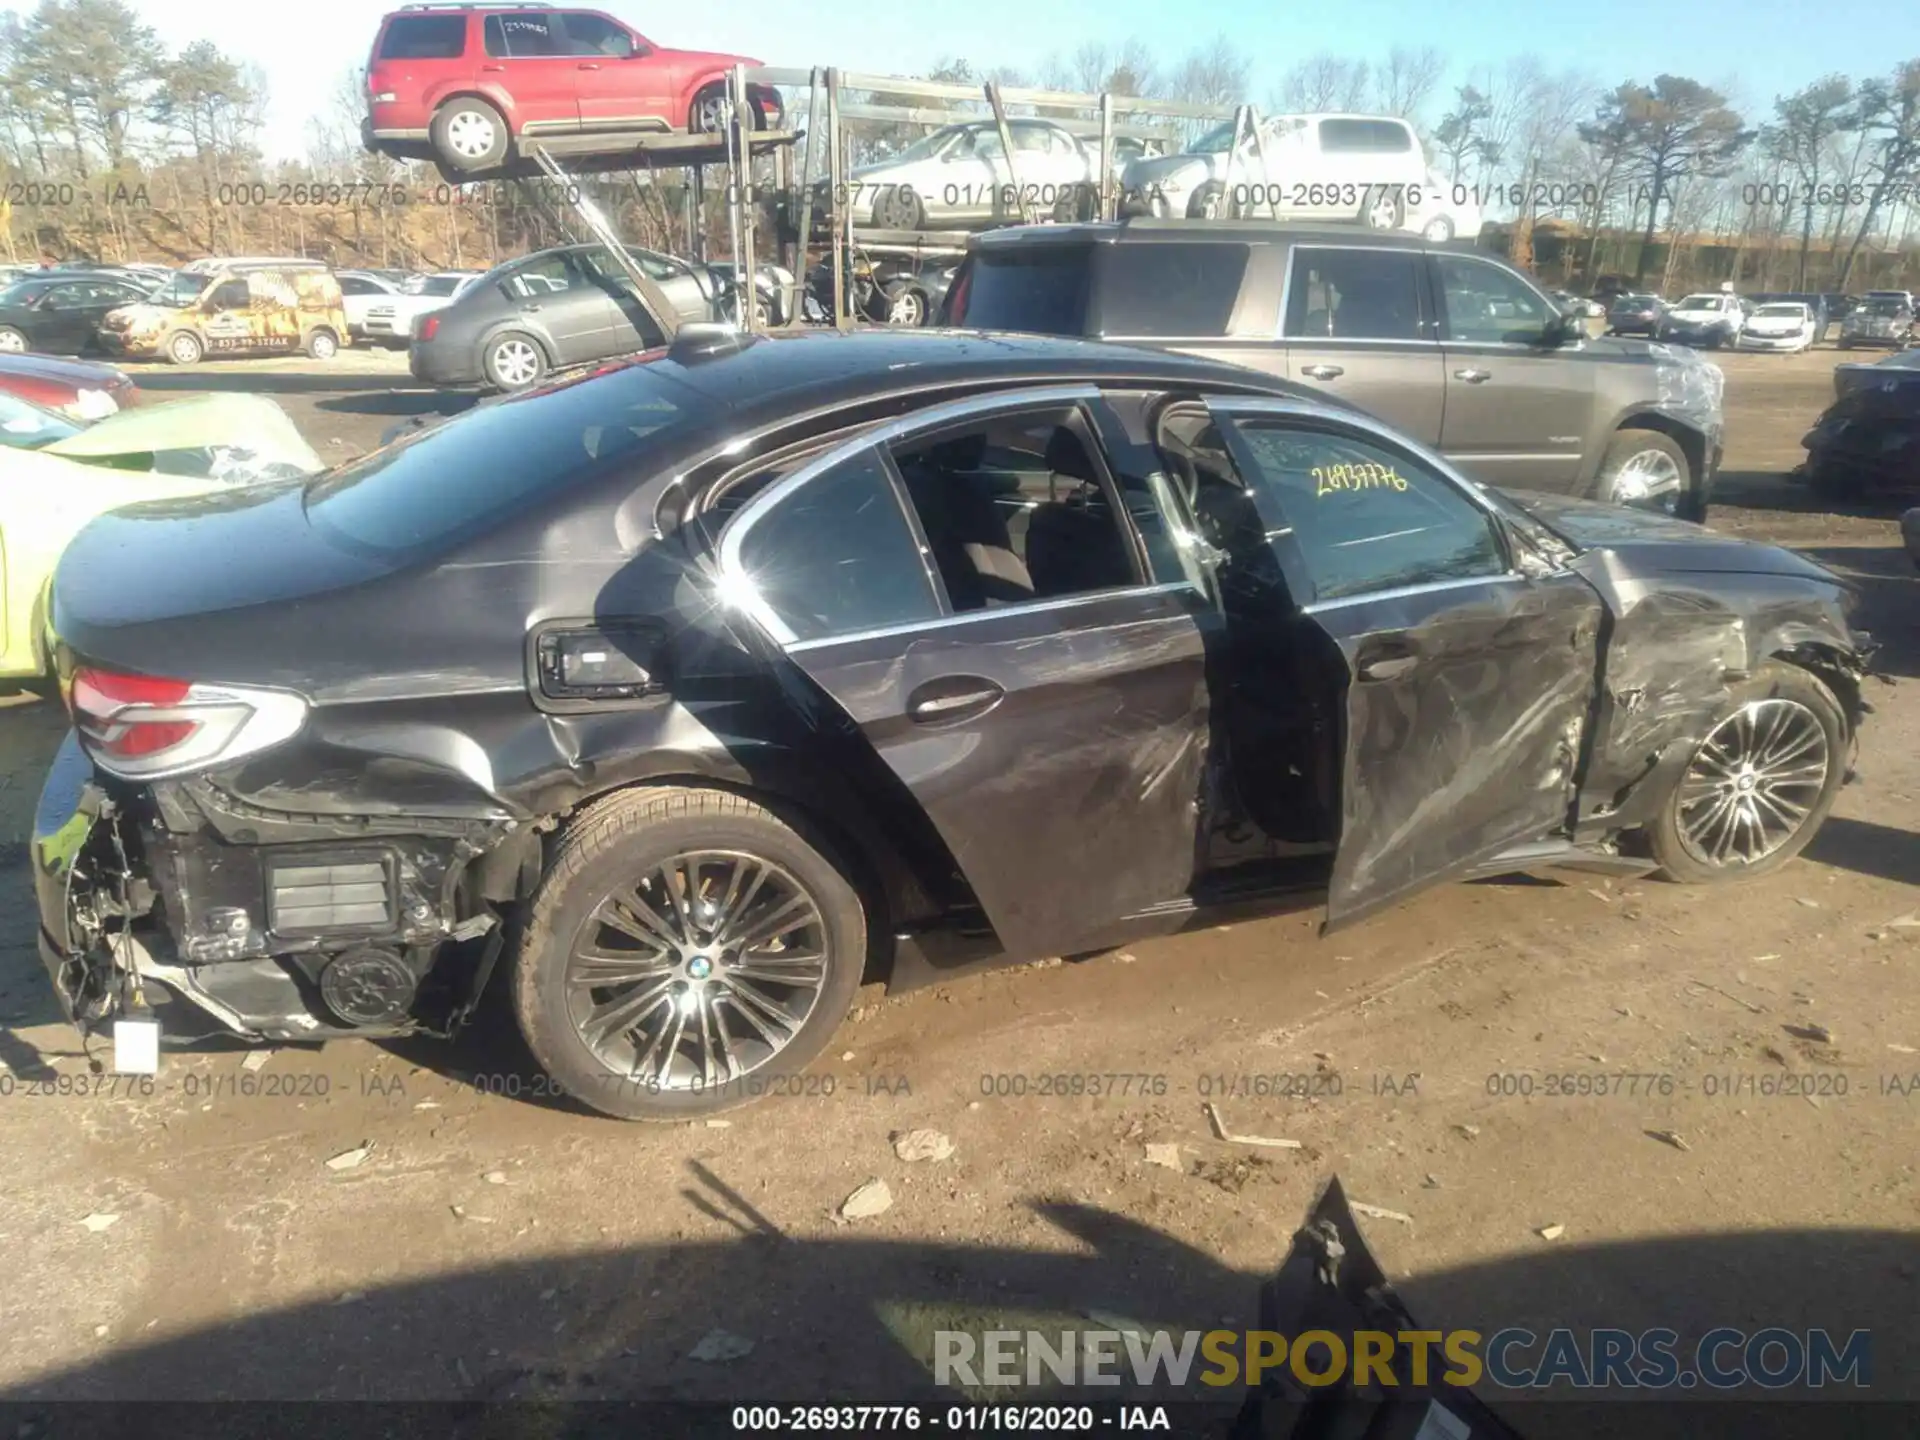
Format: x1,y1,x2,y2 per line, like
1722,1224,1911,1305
942,221,1726,519
409,243,717,391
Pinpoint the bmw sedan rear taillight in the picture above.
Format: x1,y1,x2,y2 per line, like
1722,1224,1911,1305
70,668,308,780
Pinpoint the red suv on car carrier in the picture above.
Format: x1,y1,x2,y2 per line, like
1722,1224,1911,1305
363,2,782,175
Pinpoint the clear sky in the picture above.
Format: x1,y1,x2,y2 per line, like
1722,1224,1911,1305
131,0,1894,162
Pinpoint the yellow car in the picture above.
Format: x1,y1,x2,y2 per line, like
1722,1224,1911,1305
0,390,322,677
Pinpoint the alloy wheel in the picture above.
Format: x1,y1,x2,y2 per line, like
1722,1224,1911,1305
1366,190,1401,229
0,330,24,353
447,110,498,160
1607,447,1683,512
490,338,540,388
1674,699,1831,868
564,850,830,1089
887,289,924,326
1422,216,1454,242
694,94,729,133
877,189,920,228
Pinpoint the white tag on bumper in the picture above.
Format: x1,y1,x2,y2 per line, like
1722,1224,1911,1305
112,1019,160,1074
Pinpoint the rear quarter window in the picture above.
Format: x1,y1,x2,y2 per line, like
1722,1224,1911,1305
377,14,467,59
1097,243,1248,337
303,366,702,557
1318,119,1413,153
947,246,1093,335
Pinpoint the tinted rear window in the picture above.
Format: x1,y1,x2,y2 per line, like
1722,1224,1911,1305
303,365,702,556
947,247,1093,335
1098,243,1248,336
1318,119,1412,153
378,15,466,59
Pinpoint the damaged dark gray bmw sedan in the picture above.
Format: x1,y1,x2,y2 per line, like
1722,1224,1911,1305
34,329,1872,1120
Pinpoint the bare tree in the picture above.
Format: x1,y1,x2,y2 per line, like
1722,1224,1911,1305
1276,54,1369,114
1761,75,1854,289
1836,58,1920,288
1371,46,1446,121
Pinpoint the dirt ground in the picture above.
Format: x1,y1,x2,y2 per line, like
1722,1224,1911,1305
0,342,1915,1430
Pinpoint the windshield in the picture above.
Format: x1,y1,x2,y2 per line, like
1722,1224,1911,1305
1860,297,1907,314
0,389,84,449
1675,295,1721,310
302,362,703,557
1188,123,1236,154
149,273,210,308
1754,304,1805,318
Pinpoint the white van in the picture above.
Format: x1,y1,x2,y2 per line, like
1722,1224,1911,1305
1120,112,1430,229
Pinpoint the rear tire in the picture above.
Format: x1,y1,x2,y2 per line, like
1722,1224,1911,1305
1187,182,1227,220
0,326,26,353
1361,185,1406,230
164,330,204,366
512,786,867,1121
482,329,546,391
431,97,509,172
306,327,338,360
1644,663,1846,884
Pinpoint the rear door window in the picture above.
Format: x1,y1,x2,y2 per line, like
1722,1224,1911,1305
1283,248,1424,340
1317,119,1413,153
378,14,467,59
484,13,567,57
1097,243,1248,337
730,450,940,643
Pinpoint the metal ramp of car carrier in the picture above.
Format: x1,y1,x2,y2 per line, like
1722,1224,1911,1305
397,65,1259,336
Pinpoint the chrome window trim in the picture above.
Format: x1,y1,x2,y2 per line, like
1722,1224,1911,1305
1300,572,1526,616
716,384,1104,648
786,581,1200,654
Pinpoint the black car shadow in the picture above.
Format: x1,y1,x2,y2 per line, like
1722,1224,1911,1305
1,1182,1913,1438
1803,816,1920,889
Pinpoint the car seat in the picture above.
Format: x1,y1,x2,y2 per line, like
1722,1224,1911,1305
1022,428,1135,596
897,434,1034,608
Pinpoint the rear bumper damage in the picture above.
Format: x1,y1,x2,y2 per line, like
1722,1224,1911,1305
33,729,513,1047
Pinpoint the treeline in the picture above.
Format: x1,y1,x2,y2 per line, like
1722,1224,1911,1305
2,0,1918,294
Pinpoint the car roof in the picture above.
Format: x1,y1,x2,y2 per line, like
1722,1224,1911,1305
968,219,1449,253
552,327,1316,421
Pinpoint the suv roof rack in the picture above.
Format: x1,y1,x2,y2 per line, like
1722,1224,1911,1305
397,2,550,9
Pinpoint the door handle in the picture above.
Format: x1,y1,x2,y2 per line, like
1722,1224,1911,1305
906,677,1004,725
1453,368,1492,383
578,62,601,70
481,64,506,72
1300,363,1344,380
1357,653,1417,682
519,303,542,313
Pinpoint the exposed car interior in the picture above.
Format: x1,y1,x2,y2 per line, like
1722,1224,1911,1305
889,409,1138,609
